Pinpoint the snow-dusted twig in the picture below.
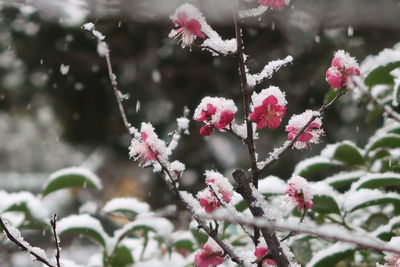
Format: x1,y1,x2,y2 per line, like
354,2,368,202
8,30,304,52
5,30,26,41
258,89,345,172
0,215,55,267
352,76,400,123
199,211,400,257
232,169,290,267
148,148,248,266
50,214,61,267
82,23,133,136
246,56,293,87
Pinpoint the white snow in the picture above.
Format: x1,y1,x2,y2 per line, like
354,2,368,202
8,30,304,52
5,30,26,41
324,171,366,188
361,42,400,76
246,56,293,87
103,197,150,216
193,96,238,126
60,64,70,75
251,86,287,107
239,6,269,18
294,156,336,176
258,176,287,195
306,243,355,267
0,191,48,221
321,140,364,159
344,189,400,212
351,172,400,191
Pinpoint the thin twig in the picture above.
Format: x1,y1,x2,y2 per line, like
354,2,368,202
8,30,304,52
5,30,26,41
197,45,235,56
280,206,307,242
50,214,61,267
0,216,55,267
83,25,133,137
224,124,247,144
352,76,400,123
258,89,345,172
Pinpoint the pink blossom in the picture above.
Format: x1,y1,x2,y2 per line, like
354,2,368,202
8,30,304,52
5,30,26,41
258,0,289,9
169,4,205,48
254,245,277,266
285,176,313,211
250,86,287,130
129,123,167,166
195,239,224,267
194,97,238,136
197,188,220,213
326,50,360,89
285,110,324,150
204,170,234,203
383,237,400,267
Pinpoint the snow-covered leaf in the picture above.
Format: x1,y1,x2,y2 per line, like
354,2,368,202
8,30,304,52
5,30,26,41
364,61,400,86
306,243,355,267
42,167,103,197
58,214,108,247
366,134,400,152
321,142,364,166
312,194,341,215
344,189,400,212
324,171,365,190
373,216,400,241
294,156,340,177
353,172,400,190
102,198,150,217
113,214,173,244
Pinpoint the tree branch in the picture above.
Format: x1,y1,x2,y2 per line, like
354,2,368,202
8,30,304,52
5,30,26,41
50,214,61,267
232,169,289,267
0,216,55,267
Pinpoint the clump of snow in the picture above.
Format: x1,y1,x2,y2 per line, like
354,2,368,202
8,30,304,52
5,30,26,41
177,117,190,134
361,42,400,76
60,64,70,75
344,189,400,212
246,56,293,87
204,170,234,203
103,197,150,215
193,97,238,125
239,6,269,18
169,160,186,179
258,176,287,195
285,176,313,210
251,86,287,108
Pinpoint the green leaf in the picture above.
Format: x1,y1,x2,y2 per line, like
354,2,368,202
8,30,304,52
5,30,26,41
190,228,208,245
294,156,340,178
42,167,102,197
174,239,194,252
354,173,400,190
365,213,389,232
291,236,313,264
58,214,108,247
367,134,400,152
325,171,365,190
312,194,341,215
374,216,400,241
109,246,134,267
346,190,400,213
329,142,364,166
308,244,355,267
113,216,173,245
364,61,400,86
102,198,150,218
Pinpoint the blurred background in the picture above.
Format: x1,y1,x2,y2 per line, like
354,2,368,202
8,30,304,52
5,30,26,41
0,0,399,264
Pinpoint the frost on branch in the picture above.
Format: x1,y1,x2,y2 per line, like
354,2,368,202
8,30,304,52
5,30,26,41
250,86,287,130
204,170,234,203
285,110,324,150
168,3,237,55
246,56,293,87
326,50,360,89
193,97,237,136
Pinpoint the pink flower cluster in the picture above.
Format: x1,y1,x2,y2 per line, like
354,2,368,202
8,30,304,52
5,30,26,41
285,110,324,150
197,171,234,213
169,4,206,48
383,237,400,267
254,244,277,266
258,0,290,9
326,50,360,89
194,97,238,136
129,123,168,166
285,176,313,211
250,86,287,130
194,238,224,267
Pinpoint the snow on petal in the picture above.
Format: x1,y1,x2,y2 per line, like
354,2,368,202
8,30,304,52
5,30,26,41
285,175,313,211
326,50,360,89
194,238,225,267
